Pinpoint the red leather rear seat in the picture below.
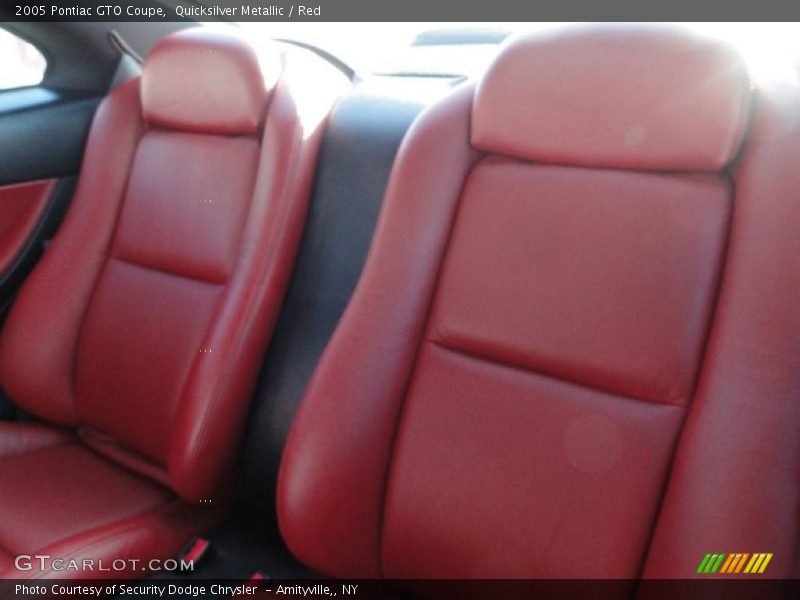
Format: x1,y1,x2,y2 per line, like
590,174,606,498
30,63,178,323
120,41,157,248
278,24,800,578
0,28,339,578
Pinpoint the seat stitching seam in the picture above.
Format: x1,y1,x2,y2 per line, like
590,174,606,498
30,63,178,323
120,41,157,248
428,338,682,408
111,254,227,286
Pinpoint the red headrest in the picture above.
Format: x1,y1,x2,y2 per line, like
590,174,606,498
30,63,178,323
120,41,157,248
472,24,752,171
141,28,268,135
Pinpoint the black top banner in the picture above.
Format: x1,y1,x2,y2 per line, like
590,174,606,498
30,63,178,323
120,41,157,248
1,0,800,22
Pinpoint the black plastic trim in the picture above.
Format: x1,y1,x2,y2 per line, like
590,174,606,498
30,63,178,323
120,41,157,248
0,93,99,186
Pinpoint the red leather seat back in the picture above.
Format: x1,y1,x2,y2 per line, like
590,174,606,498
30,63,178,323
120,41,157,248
0,28,337,502
276,24,794,579
382,165,728,579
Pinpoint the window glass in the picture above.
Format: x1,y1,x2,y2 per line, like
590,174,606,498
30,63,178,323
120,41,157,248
238,22,800,80
0,29,47,90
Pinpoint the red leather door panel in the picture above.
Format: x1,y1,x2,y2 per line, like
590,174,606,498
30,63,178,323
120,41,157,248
0,179,54,276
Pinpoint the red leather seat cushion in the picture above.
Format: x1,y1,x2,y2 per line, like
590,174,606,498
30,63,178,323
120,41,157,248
0,423,219,578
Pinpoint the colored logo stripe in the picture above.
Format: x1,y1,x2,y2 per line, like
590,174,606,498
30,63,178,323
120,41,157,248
697,553,773,574
697,553,725,573
720,553,748,573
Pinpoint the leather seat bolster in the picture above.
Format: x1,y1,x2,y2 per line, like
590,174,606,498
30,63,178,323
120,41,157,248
642,81,800,580
168,53,345,502
0,79,144,426
277,84,479,577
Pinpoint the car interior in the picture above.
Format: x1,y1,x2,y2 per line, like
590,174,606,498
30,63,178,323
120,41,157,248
0,17,799,593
